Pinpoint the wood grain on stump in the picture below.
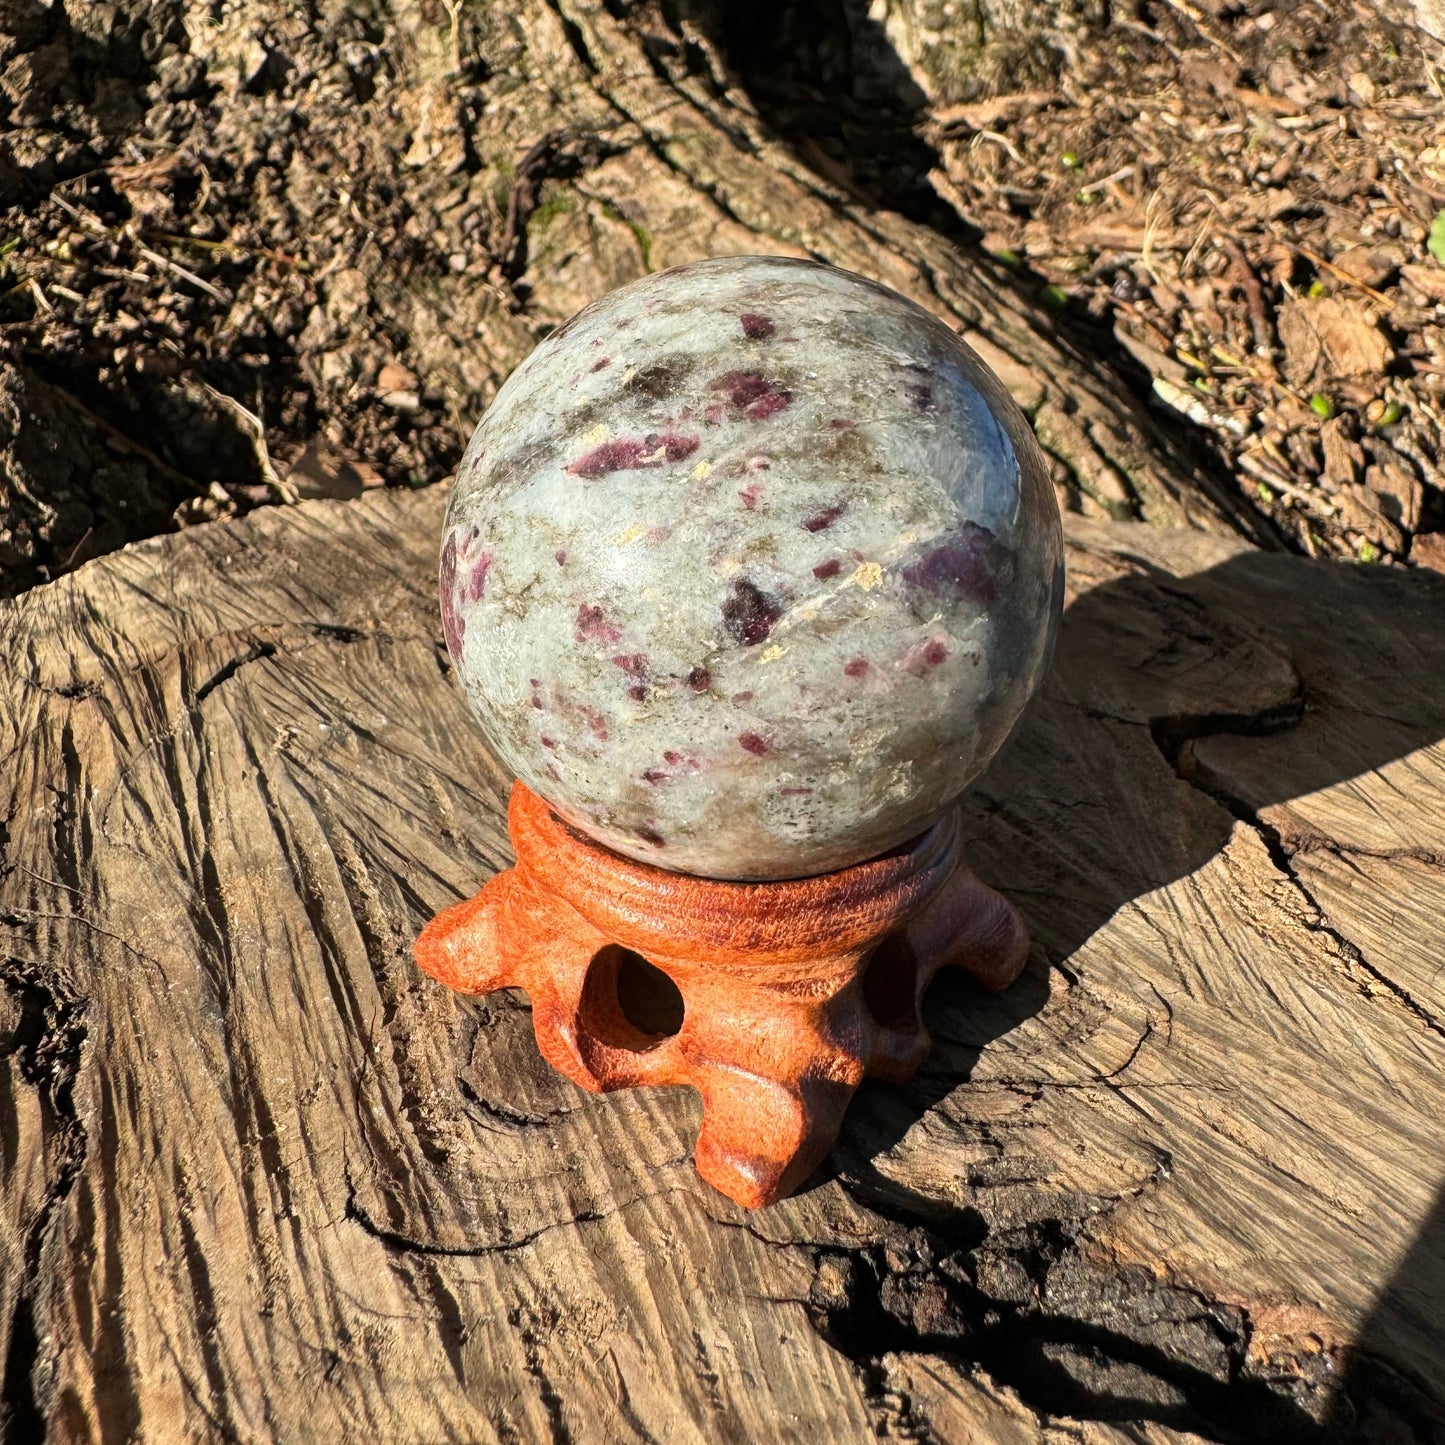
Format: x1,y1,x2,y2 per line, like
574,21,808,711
2,486,1442,1442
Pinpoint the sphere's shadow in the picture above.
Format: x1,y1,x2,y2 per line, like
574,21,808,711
808,543,1445,1438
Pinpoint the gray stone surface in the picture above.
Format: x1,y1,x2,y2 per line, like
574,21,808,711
442,256,1062,879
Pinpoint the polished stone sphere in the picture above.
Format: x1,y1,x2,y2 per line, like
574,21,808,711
441,256,1063,880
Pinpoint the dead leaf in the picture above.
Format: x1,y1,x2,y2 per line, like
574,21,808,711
106,150,188,192
1400,264,1445,304
1320,417,1363,488
1331,246,1403,288
1279,296,1391,386
284,441,384,501
1264,188,1305,221
1278,303,1322,387
1315,298,1393,375
1347,71,1376,106
1335,483,1404,554
377,360,418,393
1366,459,1423,534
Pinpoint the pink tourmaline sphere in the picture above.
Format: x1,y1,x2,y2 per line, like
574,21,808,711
441,256,1062,879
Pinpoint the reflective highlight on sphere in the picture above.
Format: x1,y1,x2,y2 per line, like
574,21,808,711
442,256,1063,880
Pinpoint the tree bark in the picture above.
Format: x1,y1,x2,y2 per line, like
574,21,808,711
2,486,1443,1442
1,0,1275,601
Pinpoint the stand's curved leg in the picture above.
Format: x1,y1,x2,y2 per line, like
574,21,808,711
414,868,521,995
913,861,1031,994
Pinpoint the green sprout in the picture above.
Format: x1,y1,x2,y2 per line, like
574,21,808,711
1377,401,1404,428
1357,539,1381,563
1061,151,1080,170
1308,280,1327,298
1310,393,1335,420
1040,284,1069,311
1429,209,1445,266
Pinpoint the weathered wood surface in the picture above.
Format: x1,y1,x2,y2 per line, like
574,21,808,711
2,486,1442,1443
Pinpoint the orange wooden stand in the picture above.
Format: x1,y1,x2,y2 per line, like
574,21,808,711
415,783,1030,1208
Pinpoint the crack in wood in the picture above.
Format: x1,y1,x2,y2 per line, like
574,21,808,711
0,958,89,1439
1153,710,1445,1042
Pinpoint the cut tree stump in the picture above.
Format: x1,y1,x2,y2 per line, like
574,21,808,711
2,487,1442,1443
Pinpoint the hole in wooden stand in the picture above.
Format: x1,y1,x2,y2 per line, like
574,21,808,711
580,945,685,1053
861,931,920,1032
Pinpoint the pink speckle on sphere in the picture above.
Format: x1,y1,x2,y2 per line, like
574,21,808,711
576,604,623,644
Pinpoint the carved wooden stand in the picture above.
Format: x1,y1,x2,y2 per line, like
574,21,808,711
415,783,1029,1208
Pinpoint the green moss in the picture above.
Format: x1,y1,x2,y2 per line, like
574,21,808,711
527,188,578,234
601,200,653,272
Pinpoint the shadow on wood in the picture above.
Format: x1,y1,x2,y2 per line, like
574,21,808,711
841,536,1445,1147
1329,1186,1445,1441
821,532,1445,1438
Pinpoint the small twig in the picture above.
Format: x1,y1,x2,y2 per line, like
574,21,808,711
1237,449,1335,515
153,231,304,271
442,0,463,73
1290,242,1394,307
199,383,298,503
135,243,231,303
1223,238,1275,361
1140,190,1169,286
51,193,232,303
970,129,1025,166
1152,376,1250,437
64,527,94,568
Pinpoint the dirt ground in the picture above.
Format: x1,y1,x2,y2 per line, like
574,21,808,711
0,0,1442,590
